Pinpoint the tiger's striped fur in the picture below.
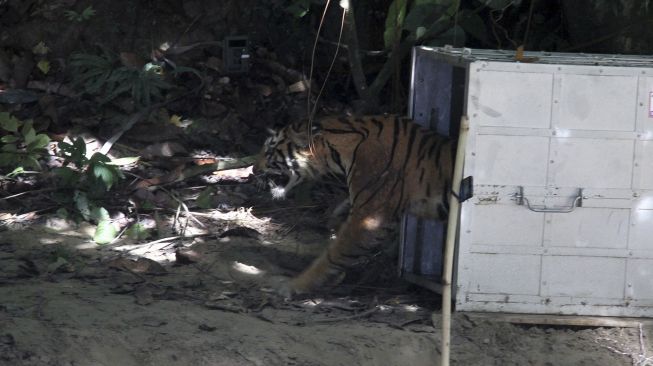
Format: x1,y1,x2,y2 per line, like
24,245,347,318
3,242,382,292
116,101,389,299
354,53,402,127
255,115,454,295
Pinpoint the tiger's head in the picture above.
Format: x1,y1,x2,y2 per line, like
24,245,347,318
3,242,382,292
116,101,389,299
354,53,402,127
254,123,313,199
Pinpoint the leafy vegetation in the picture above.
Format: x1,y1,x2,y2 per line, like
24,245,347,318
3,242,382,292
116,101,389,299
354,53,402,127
63,5,96,22
70,52,172,107
0,113,50,172
54,137,126,243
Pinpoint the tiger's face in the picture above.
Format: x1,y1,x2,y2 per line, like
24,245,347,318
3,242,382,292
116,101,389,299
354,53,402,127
254,127,309,199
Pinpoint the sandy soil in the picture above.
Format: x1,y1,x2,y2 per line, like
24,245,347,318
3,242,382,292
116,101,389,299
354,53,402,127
0,202,649,366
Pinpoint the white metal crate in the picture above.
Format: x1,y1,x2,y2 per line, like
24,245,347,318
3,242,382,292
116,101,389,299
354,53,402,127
407,46,653,317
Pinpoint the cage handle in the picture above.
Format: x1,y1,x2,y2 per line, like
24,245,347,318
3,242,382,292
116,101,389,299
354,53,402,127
515,186,583,213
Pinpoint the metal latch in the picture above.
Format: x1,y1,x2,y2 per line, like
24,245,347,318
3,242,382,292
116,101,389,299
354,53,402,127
455,176,473,203
515,186,584,213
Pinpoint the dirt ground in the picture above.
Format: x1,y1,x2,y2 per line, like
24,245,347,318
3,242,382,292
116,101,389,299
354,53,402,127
1,1,651,365
0,187,649,366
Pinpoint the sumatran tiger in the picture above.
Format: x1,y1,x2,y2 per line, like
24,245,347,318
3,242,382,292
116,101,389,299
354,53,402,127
254,115,454,296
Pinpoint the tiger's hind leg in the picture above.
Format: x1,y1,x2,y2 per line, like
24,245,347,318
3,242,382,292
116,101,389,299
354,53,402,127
287,208,394,295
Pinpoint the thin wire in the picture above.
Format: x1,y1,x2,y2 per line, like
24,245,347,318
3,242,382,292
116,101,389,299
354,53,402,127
307,0,332,118
306,0,332,153
310,6,346,125
307,2,346,155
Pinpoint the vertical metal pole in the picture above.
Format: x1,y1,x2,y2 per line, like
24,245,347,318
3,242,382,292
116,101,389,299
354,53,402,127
440,115,470,366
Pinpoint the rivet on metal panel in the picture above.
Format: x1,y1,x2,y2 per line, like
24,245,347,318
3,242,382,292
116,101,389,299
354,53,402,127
554,100,558,103
552,131,557,136
471,152,476,156
599,69,603,73
635,163,639,167
558,67,561,71
640,103,644,106
633,192,640,197
642,70,646,74
550,160,554,164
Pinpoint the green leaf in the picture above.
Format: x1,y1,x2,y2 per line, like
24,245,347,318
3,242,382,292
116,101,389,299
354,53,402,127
1,143,17,152
0,135,18,144
23,126,36,145
196,187,214,209
126,223,150,240
59,138,87,168
27,134,50,151
384,0,408,49
32,41,50,55
20,119,33,137
92,164,116,189
0,112,20,132
63,9,78,21
58,141,72,150
94,220,118,244
24,154,41,170
81,5,96,19
73,137,87,155
37,60,50,74
90,206,110,222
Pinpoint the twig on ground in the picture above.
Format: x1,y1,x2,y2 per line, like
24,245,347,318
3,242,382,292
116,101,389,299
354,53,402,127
204,302,243,313
1,188,57,200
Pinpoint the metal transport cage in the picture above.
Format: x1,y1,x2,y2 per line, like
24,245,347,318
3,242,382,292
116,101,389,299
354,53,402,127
400,46,653,317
